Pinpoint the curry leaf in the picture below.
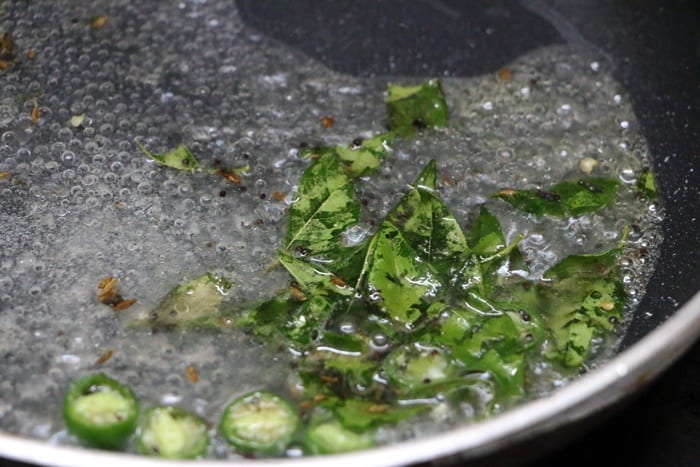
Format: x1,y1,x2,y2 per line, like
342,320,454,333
364,223,438,328
136,78,634,441
463,207,525,297
278,251,354,297
540,247,624,367
495,177,619,217
284,154,360,258
334,133,393,177
386,80,448,136
136,141,199,171
231,293,338,347
467,206,506,257
302,332,379,397
383,343,454,390
300,133,393,178
146,273,231,328
330,398,430,431
636,167,659,200
386,160,471,274
432,298,543,399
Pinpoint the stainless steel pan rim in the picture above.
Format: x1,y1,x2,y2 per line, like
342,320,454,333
2,291,699,467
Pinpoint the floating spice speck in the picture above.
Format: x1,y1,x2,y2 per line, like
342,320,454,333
96,349,114,364
90,15,108,30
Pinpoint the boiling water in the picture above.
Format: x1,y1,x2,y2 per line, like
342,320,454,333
0,0,663,457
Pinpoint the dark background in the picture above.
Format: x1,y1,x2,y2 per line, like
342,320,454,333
2,1,699,466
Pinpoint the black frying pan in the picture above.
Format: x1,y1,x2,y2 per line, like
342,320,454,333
1,1,698,466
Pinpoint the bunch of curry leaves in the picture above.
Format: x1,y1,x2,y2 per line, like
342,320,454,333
141,79,632,441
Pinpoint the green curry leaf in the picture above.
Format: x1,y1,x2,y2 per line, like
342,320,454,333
284,154,360,258
136,141,199,171
495,177,619,217
386,80,448,136
636,167,659,200
136,79,633,441
145,273,232,328
330,398,430,431
386,160,471,274
300,133,393,178
467,206,506,257
364,223,437,328
541,247,625,367
278,251,354,297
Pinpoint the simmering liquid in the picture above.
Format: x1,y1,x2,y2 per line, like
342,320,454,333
0,0,662,457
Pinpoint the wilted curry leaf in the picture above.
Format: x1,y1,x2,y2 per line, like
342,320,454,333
386,80,448,136
147,273,231,327
382,343,454,390
136,141,199,171
364,223,438,328
636,167,658,200
431,298,543,399
284,154,360,258
300,133,393,178
229,293,338,347
495,177,619,217
540,247,624,367
330,397,430,431
335,133,393,177
386,160,471,274
462,206,526,297
467,206,506,257
277,250,354,297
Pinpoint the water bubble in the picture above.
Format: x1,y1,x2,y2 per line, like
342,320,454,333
161,393,182,405
617,167,637,183
556,103,572,116
59,354,80,365
182,198,196,210
137,181,153,194
199,194,212,206
370,334,390,353
496,147,514,159
2,131,18,145
82,174,98,186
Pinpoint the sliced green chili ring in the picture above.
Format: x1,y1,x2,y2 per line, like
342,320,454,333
304,417,375,455
136,406,209,459
62,373,139,450
219,390,299,456
383,343,453,390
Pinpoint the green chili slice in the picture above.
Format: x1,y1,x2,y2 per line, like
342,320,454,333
62,373,139,450
219,390,300,456
136,405,209,459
